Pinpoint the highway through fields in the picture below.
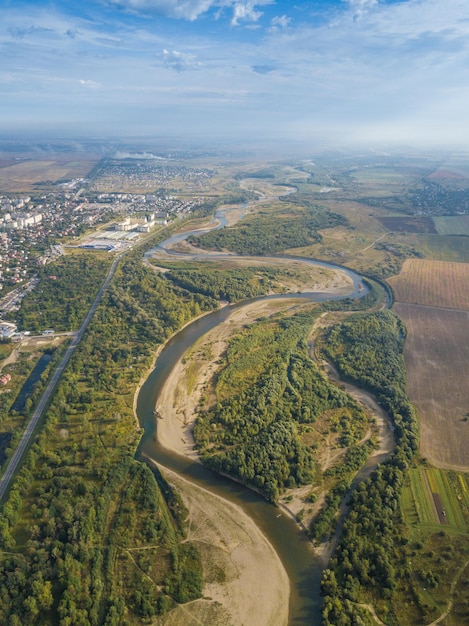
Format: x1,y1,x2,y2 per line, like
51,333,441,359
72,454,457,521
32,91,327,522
0,254,121,502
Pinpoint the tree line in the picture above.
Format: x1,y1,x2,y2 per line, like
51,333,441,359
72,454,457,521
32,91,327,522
0,255,216,625
320,310,420,625
188,202,347,255
14,255,112,332
194,310,369,502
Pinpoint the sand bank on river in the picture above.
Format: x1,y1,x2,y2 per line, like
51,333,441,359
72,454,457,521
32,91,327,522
150,463,289,626
150,258,360,625
153,299,309,626
156,298,313,459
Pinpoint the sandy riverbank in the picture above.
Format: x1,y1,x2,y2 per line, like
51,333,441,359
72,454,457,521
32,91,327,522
150,463,290,626
152,298,307,626
148,263,378,624
156,298,314,459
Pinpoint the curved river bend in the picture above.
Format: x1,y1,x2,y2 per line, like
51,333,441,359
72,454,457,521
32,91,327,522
136,206,369,625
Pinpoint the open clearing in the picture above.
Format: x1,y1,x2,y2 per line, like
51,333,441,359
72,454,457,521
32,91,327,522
412,234,469,263
427,160,469,188
0,159,98,191
348,167,415,193
375,216,437,234
433,215,469,236
202,256,354,294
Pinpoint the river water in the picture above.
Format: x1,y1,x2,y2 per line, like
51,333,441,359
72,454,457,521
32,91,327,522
136,205,369,625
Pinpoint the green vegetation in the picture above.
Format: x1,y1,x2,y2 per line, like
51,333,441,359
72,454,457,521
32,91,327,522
194,310,369,502
320,310,429,625
310,441,375,543
407,469,437,524
400,467,469,626
0,256,216,625
188,189,257,218
417,234,469,262
405,468,467,527
220,189,258,205
433,215,469,236
234,168,277,179
189,200,347,255
0,456,202,625
325,311,409,415
3,156,469,625
0,344,66,469
164,265,274,302
0,342,15,360
14,254,112,332
160,261,334,302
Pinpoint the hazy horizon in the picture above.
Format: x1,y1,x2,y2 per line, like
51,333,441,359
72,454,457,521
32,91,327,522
2,0,469,148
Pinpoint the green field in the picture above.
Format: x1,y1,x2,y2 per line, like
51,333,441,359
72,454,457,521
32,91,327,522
415,234,469,262
428,469,467,527
450,473,469,522
404,467,468,530
350,168,410,184
398,466,469,626
433,215,469,236
408,469,437,524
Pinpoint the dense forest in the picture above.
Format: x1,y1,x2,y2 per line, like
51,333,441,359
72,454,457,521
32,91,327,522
14,255,112,332
0,254,217,625
160,262,327,302
164,265,274,302
188,202,347,255
320,311,422,625
194,310,370,502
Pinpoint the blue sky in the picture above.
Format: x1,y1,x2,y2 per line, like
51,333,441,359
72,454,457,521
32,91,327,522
1,0,469,146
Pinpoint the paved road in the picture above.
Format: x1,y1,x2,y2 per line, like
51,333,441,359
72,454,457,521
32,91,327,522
0,255,121,502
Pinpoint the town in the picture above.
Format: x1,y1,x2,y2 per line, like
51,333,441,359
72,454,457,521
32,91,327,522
0,159,213,301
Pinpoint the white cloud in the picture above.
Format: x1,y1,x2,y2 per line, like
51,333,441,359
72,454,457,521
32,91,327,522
270,15,291,30
343,0,378,20
66,28,80,39
230,2,263,26
252,64,277,74
340,0,469,37
2,0,469,144
162,48,202,71
106,0,214,20
7,25,54,39
79,79,101,88
105,0,272,23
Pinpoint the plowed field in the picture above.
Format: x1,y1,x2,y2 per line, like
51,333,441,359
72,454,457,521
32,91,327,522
394,302,469,469
388,258,469,310
390,258,469,469
375,216,437,234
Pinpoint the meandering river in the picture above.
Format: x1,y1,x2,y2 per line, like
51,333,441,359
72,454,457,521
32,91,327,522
136,201,376,624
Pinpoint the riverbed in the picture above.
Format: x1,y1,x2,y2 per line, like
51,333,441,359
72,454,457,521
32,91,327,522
136,200,372,625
